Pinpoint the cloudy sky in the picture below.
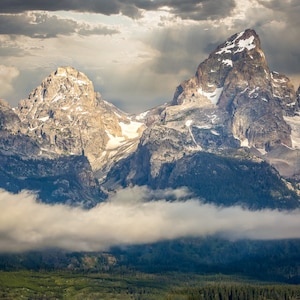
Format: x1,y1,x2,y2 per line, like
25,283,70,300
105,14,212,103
0,0,299,113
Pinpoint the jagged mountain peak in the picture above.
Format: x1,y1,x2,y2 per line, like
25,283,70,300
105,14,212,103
13,67,145,176
54,66,89,79
172,29,267,107
169,29,298,152
17,66,97,121
212,29,261,57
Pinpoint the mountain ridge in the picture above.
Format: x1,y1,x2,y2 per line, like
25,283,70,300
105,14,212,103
1,28,300,209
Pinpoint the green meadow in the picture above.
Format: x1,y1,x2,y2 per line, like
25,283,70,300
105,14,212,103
1,270,300,300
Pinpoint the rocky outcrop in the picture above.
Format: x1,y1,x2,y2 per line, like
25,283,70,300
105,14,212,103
172,29,297,151
0,99,41,158
0,99,21,133
15,66,145,172
0,153,105,208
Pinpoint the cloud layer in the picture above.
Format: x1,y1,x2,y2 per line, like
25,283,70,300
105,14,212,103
0,12,119,38
0,0,236,20
1,187,300,253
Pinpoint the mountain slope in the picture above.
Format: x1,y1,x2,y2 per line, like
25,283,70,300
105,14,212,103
0,97,105,207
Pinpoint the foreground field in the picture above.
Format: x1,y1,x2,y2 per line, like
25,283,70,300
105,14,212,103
1,271,300,300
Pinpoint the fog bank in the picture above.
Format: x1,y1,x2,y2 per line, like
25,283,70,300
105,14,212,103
0,187,300,252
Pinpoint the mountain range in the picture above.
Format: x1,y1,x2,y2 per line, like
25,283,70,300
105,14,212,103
1,28,300,209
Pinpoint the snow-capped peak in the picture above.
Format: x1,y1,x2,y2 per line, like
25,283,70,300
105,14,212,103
215,29,258,56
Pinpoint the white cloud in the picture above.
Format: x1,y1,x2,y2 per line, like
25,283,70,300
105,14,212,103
1,187,300,253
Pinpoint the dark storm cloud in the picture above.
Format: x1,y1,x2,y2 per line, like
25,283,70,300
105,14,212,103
144,25,230,76
0,12,119,38
166,0,236,20
258,0,300,27
259,27,300,76
0,0,236,20
0,13,75,38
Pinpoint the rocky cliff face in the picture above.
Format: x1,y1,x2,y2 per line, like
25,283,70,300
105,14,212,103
15,66,145,173
172,29,297,151
0,94,105,207
0,154,105,208
0,99,20,133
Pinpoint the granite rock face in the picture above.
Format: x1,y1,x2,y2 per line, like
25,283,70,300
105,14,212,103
15,66,145,173
0,91,105,207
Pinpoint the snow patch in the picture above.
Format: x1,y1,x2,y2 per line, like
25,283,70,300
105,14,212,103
241,87,249,94
241,138,250,148
198,87,223,105
55,71,67,77
222,59,233,67
51,95,63,103
216,42,236,55
38,116,49,122
114,111,123,118
287,102,296,107
119,120,143,139
73,79,88,86
196,125,212,130
106,131,124,149
136,110,149,121
234,36,256,53
216,31,256,55
185,120,193,127
211,129,220,136
248,87,259,98
273,93,282,99
284,115,300,149
185,119,202,149
256,147,267,155
273,76,287,83
216,31,244,54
